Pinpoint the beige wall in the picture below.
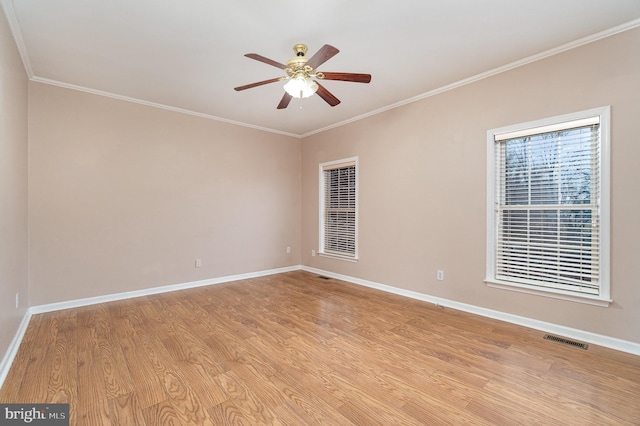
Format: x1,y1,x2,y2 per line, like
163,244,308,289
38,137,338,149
0,9,29,357
28,83,301,305
302,28,640,344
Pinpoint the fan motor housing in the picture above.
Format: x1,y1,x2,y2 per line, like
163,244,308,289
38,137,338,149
286,43,311,73
287,56,308,70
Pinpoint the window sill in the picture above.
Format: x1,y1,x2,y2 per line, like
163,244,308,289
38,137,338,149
318,252,359,263
485,279,611,307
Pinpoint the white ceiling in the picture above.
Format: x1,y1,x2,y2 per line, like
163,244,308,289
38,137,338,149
3,0,640,137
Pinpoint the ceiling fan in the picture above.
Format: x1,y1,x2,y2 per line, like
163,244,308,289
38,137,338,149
234,43,372,109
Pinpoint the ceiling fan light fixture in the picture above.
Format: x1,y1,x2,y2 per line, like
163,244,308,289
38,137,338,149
284,74,318,98
236,43,370,108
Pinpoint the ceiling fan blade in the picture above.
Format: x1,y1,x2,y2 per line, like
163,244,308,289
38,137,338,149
320,72,371,83
315,82,341,107
244,53,288,70
234,77,282,91
306,44,339,70
277,93,292,109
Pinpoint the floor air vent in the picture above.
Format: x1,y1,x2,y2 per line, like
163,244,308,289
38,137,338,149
317,276,331,280
544,334,589,350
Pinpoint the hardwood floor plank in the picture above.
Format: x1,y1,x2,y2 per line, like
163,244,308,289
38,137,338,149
201,303,256,341
215,371,279,424
401,399,488,425
142,399,181,426
161,370,215,425
47,329,77,410
271,401,322,426
32,311,61,348
379,367,473,411
161,335,198,364
107,392,147,426
243,338,345,410
203,327,255,372
76,306,100,353
118,337,166,409
207,400,251,426
265,372,353,425
97,332,134,399
13,346,53,403
174,362,228,409
230,364,286,409
167,329,229,377
464,398,527,425
541,372,640,419
136,300,176,340
77,348,111,425
1,270,639,424
337,399,419,426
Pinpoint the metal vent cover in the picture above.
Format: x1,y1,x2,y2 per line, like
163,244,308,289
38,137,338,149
544,334,589,350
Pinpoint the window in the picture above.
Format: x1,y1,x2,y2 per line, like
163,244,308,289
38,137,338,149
319,157,358,261
486,107,610,306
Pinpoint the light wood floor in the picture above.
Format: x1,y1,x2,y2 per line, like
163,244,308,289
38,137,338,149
1,271,639,425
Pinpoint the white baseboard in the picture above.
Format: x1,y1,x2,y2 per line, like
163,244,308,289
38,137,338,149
30,265,300,314
0,309,32,390
301,266,640,356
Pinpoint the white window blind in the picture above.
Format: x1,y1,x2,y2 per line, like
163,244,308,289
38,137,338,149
494,118,601,295
320,159,357,259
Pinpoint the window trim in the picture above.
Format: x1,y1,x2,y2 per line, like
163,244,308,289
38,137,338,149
318,157,359,262
485,106,611,306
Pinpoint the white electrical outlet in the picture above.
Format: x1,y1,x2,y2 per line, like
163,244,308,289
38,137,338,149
15,293,19,309
311,249,316,257
286,246,291,254
437,270,444,281
195,258,202,268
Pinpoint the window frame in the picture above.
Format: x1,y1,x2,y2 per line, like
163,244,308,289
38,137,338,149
318,157,359,262
485,106,611,306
